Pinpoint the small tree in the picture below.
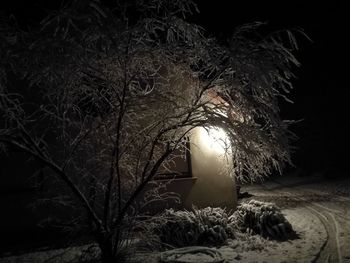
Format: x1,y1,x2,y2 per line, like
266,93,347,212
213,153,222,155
0,0,302,261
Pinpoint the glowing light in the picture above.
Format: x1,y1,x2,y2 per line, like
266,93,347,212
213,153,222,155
199,127,231,155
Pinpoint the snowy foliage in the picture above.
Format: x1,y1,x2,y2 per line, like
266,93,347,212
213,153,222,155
154,207,235,247
153,201,295,248
0,0,302,261
233,200,295,240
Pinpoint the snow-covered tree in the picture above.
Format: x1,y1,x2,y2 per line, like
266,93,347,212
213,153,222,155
0,0,302,261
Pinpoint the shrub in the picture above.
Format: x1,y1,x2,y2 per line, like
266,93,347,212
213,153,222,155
233,199,295,240
152,200,295,249
154,207,235,247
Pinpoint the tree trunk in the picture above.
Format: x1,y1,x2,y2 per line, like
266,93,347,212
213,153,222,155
97,235,114,263
100,245,114,263
97,234,126,263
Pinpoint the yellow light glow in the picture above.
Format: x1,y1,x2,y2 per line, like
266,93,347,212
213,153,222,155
199,127,231,155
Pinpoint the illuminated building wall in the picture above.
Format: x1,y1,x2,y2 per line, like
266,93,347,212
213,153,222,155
183,127,237,209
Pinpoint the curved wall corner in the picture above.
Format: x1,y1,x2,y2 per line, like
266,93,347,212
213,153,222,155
184,127,237,209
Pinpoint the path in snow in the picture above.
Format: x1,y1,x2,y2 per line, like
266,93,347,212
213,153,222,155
244,174,350,263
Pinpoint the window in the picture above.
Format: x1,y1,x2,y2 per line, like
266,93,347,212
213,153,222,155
154,139,192,180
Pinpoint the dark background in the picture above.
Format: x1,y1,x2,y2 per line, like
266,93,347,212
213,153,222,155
2,0,346,175
0,0,347,255
193,1,347,176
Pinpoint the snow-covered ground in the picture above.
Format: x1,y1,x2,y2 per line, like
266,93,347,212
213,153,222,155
239,173,350,263
130,207,327,263
1,174,349,263
132,174,350,263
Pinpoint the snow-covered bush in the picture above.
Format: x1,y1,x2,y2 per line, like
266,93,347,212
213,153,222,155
154,207,235,247
233,200,295,240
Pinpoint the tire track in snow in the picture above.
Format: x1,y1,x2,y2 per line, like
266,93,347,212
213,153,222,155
264,179,350,219
307,205,341,263
330,212,343,263
261,181,343,263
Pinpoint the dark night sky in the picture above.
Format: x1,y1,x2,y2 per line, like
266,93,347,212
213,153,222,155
195,1,348,174
1,0,347,174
